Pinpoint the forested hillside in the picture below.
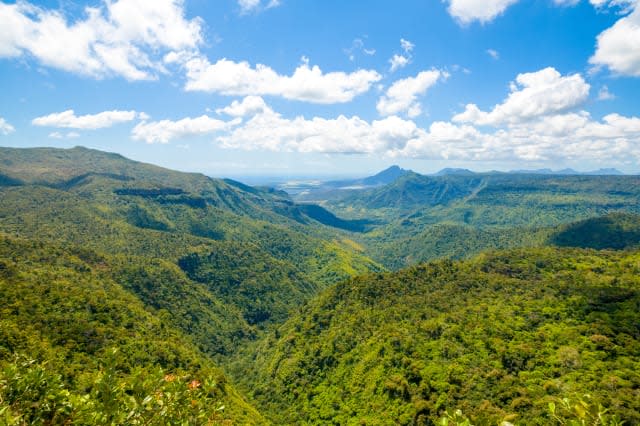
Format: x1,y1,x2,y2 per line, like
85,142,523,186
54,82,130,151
0,147,381,425
314,172,640,268
244,247,640,425
0,235,263,424
0,147,380,353
2,147,639,425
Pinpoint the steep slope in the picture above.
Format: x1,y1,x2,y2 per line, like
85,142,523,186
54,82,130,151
0,234,263,424
0,147,381,358
332,172,485,211
244,247,640,425
551,212,640,250
0,145,371,229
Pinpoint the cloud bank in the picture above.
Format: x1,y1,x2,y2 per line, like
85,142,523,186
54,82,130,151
183,57,381,103
0,0,202,80
32,110,142,129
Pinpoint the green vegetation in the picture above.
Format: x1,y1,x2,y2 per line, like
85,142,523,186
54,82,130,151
0,235,262,424
0,146,380,357
0,354,233,426
244,247,640,425
316,173,640,269
3,147,640,424
551,212,640,250
0,146,382,424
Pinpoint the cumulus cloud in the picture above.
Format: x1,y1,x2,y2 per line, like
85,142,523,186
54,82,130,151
183,57,381,103
0,0,203,80
0,117,15,135
132,115,237,144
216,106,422,154
590,4,640,76
32,109,142,129
396,111,640,164
446,0,635,24
389,54,410,72
377,70,448,117
446,0,521,24
216,95,270,117
453,67,590,126
209,72,640,167
388,39,415,72
487,49,500,59
213,97,640,166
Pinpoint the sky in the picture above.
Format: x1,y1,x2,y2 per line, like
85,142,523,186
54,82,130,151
1,0,640,178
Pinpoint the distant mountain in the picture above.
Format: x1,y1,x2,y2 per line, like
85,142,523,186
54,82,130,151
361,165,411,186
288,165,413,201
432,167,475,176
324,165,412,189
510,167,624,175
329,172,486,210
328,171,640,215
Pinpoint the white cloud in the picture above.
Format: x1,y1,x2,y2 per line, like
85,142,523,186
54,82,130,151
132,115,237,144
216,96,270,117
0,117,15,135
217,106,422,154
400,38,415,53
396,111,640,164
209,73,640,167
32,109,142,129
237,0,280,13
453,67,590,126
589,0,636,11
183,57,382,103
0,0,203,80
598,85,616,100
48,131,80,139
445,0,634,24
590,5,640,76
377,70,447,117
388,39,415,72
446,0,521,24
238,0,261,11
213,98,640,166
389,54,410,72
487,49,500,59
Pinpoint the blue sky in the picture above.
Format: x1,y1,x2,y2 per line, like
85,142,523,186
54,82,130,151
1,0,639,178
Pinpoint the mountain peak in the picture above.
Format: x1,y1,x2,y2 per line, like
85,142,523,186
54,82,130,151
362,165,411,186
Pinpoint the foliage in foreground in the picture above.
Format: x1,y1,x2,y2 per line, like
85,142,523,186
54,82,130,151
0,353,227,425
0,234,263,424
439,395,624,425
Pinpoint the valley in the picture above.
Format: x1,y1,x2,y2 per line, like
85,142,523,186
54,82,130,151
1,147,639,425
